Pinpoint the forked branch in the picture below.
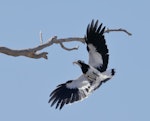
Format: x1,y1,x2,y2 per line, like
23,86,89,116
0,28,131,59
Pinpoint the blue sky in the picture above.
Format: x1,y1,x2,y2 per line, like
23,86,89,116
0,0,150,121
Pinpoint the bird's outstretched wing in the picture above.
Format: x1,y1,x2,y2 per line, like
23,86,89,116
48,75,92,110
85,20,109,72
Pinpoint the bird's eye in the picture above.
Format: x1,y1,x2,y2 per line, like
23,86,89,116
78,60,81,63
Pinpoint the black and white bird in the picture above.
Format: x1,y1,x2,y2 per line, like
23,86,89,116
73,60,115,90
48,20,115,110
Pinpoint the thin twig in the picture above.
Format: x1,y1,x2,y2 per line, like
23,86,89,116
40,31,43,44
105,28,132,36
60,43,79,51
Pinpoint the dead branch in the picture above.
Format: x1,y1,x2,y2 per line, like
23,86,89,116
0,28,131,59
60,43,79,51
105,28,132,36
0,36,84,59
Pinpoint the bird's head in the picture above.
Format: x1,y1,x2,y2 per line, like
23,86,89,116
73,60,85,67
73,60,89,74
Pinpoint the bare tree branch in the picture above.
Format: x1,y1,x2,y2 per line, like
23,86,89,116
104,28,132,36
0,28,131,59
39,31,43,44
0,46,49,59
0,36,84,59
60,43,79,51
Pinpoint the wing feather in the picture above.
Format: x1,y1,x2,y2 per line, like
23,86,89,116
85,20,109,72
48,75,92,110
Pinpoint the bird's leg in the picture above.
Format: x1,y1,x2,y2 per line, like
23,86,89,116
86,72,99,81
87,75,95,81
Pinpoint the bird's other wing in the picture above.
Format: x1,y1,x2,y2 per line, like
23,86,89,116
48,75,92,110
85,20,109,72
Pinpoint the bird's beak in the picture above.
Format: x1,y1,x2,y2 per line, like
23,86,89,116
73,61,78,65
73,61,81,66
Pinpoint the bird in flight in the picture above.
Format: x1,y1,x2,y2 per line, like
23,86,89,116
48,20,115,110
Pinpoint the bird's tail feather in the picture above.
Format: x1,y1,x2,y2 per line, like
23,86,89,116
102,69,115,78
91,69,115,91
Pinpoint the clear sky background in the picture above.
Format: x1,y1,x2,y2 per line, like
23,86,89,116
0,0,149,121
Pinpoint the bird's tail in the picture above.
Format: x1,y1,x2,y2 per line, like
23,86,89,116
102,69,115,78
91,69,115,91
